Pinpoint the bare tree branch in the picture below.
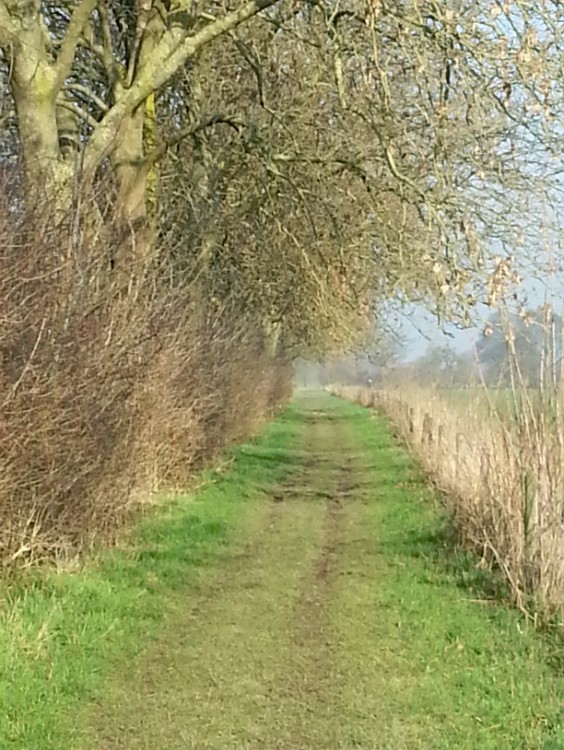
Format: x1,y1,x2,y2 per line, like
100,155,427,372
65,82,109,113
96,1,118,82
125,0,154,88
57,96,99,129
143,114,244,168
53,0,99,93
83,0,282,175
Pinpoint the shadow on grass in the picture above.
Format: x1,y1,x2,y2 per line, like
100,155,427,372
359,417,519,613
391,521,513,604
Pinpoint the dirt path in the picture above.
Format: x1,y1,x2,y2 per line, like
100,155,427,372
87,393,564,750
94,394,358,749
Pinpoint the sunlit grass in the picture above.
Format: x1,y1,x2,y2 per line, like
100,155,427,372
0,409,304,750
2,393,564,749
332,398,564,749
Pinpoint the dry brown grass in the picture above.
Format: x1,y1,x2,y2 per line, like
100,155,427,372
332,384,564,621
0,191,292,567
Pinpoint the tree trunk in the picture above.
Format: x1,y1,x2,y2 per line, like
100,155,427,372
4,0,105,220
111,6,165,272
114,105,148,226
10,53,74,219
112,102,156,274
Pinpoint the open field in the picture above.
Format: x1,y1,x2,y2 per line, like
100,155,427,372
2,393,564,749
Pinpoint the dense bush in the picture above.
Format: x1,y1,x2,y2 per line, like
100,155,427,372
0,194,292,565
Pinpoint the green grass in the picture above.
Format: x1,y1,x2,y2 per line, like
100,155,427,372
0,405,305,750
91,398,340,749
330,395,564,749
2,393,564,749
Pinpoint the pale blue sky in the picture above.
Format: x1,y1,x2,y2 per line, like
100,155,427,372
397,273,560,362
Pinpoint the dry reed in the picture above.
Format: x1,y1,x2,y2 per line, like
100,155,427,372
333,383,564,621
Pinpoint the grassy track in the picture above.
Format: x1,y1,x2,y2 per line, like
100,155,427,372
2,393,564,748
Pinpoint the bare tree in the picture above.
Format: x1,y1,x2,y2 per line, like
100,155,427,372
0,1,281,221
1,1,562,323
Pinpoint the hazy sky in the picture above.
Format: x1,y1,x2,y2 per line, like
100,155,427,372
394,132,564,362
397,273,561,362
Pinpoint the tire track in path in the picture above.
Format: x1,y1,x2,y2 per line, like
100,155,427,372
275,403,361,750
93,393,359,750
86,393,564,750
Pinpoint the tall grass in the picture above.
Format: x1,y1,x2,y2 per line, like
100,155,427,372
333,333,564,621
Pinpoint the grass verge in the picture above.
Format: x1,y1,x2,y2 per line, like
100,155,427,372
332,384,564,621
0,404,304,750
329,395,564,749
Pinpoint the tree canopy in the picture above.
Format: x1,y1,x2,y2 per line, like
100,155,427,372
1,0,563,354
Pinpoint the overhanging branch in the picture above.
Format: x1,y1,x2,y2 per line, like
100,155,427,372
143,114,244,169
83,0,283,176
53,0,98,93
